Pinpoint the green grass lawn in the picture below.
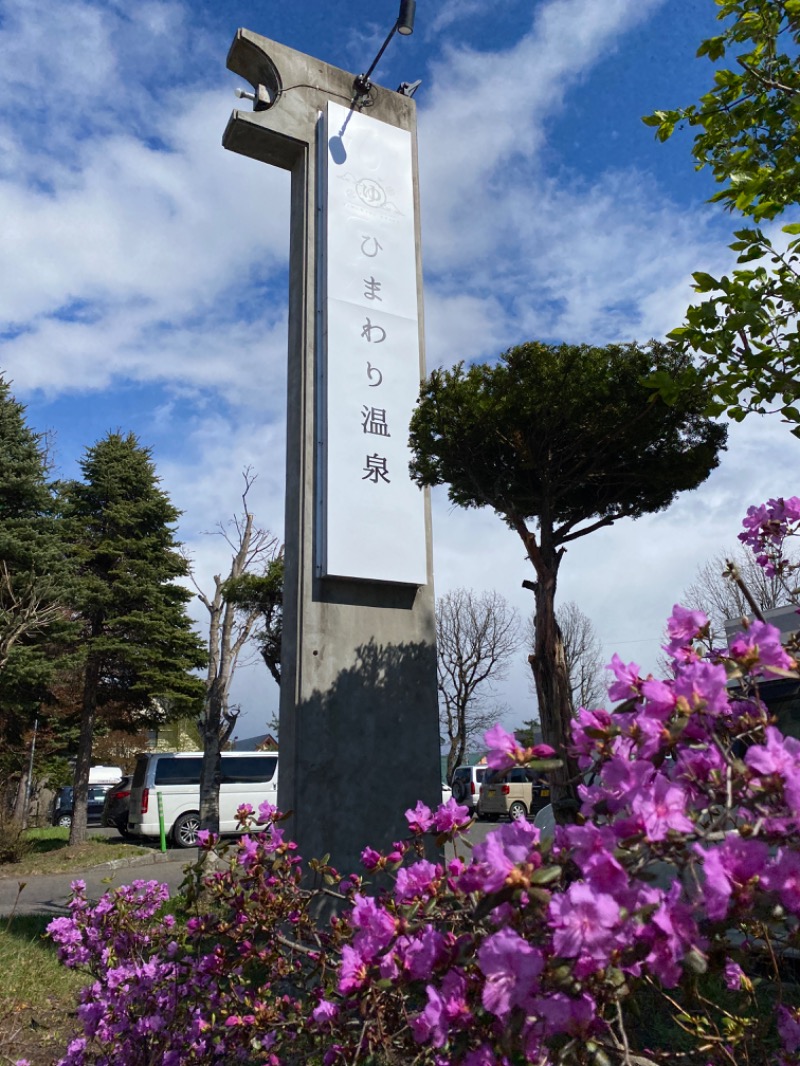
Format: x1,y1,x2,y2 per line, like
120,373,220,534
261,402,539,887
0,827,150,878
0,912,84,1065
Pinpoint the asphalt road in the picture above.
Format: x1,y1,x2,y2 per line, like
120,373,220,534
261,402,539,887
0,846,198,917
0,817,503,916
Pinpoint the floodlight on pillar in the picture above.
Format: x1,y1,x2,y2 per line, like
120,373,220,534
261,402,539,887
354,0,417,97
397,0,416,34
234,83,277,111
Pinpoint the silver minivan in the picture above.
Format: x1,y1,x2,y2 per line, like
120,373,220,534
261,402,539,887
450,764,490,816
127,751,279,848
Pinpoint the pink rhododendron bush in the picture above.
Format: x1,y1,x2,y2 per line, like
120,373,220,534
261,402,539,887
48,499,800,1065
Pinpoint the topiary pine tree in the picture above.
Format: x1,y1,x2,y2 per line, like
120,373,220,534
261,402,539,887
409,339,727,822
64,432,207,844
0,375,72,820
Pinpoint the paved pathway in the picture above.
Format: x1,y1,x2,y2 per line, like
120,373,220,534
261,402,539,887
0,819,500,917
0,849,197,916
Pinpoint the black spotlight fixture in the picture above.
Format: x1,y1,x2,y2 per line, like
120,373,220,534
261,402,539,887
354,0,417,97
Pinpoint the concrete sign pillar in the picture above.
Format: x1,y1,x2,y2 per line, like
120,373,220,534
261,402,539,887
223,30,441,874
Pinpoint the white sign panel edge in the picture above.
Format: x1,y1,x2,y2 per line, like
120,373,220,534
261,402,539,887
316,101,428,586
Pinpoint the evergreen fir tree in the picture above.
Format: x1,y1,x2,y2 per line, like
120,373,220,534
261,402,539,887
0,375,70,819
64,432,207,843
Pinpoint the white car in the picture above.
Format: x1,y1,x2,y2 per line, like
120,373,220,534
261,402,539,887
450,764,490,816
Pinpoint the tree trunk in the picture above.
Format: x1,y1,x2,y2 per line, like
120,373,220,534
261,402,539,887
446,731,466,784
199,679,223,834
11,771,28,826
514,517,581,823
69,651,100,846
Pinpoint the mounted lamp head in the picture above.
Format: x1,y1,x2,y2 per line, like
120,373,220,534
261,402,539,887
354,0,418,97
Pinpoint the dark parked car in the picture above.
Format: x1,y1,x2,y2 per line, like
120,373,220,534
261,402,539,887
101,775,133,837
52,785,111,828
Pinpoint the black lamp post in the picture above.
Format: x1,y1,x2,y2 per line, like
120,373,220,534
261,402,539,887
354,0,416,96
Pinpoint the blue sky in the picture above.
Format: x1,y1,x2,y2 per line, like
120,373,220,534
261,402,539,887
2,0,797,741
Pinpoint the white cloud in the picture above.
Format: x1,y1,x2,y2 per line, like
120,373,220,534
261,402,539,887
2,0,792,740
418,0,665,265
426,0,486,36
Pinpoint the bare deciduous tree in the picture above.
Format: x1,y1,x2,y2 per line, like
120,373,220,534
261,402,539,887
526,601,605,714
191,471,281,834
0,562,62,672
681,546,799,645
437,588,521,784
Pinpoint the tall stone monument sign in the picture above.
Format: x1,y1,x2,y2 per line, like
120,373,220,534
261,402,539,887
223,28,441,873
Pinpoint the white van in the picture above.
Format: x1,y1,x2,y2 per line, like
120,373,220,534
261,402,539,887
88,765,123,786
127,751,279,848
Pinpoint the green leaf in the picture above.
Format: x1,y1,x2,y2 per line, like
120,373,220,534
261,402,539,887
530,864,562,885
526,757,563,772
692,271,721,291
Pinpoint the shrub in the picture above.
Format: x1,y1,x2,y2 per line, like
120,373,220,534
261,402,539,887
46,501,800,1065
0,819,31,865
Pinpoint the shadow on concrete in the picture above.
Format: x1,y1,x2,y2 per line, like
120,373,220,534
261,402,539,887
280,637,442,877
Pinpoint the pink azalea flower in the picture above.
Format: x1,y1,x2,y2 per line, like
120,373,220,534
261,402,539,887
405,800,434,834
642,882,704,988
527,991,596,1038
746,728,800,815
477,928,544,1019
360,846,382,870
572,707,614,768
312,999,339,1025
432,796,471,834
665,603,709,651
695,836,770,920
395,860,439,903
599,755,655,814
640,677,676,716
762,849,800,914
257,800,277,823
410,984,449,1047
460,819,540,893
386,841,407,863
723,959,746,990
350,894,396,958
630,774,693,842
606,654,641,702
673,659,730,716
236,834,261,867
549,881,621,965
461,1047,504,1066
565,823,628,894
396,925,447,979
338,944,368,994
483,723,525,770
729,620,796,676
410,971,469,1046
778,1006,800,1053
747,726,800,776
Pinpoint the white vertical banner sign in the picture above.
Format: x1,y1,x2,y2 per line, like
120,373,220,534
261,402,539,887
318,101,427,585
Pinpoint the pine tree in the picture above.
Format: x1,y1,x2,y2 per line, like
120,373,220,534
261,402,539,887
410,340,727,821
0,376,69,820
0,377,64,666
64,432,207,843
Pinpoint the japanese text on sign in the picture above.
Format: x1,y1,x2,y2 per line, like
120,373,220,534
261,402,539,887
317,101,427,585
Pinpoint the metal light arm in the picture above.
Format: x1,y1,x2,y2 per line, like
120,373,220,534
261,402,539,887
354,0,416,96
